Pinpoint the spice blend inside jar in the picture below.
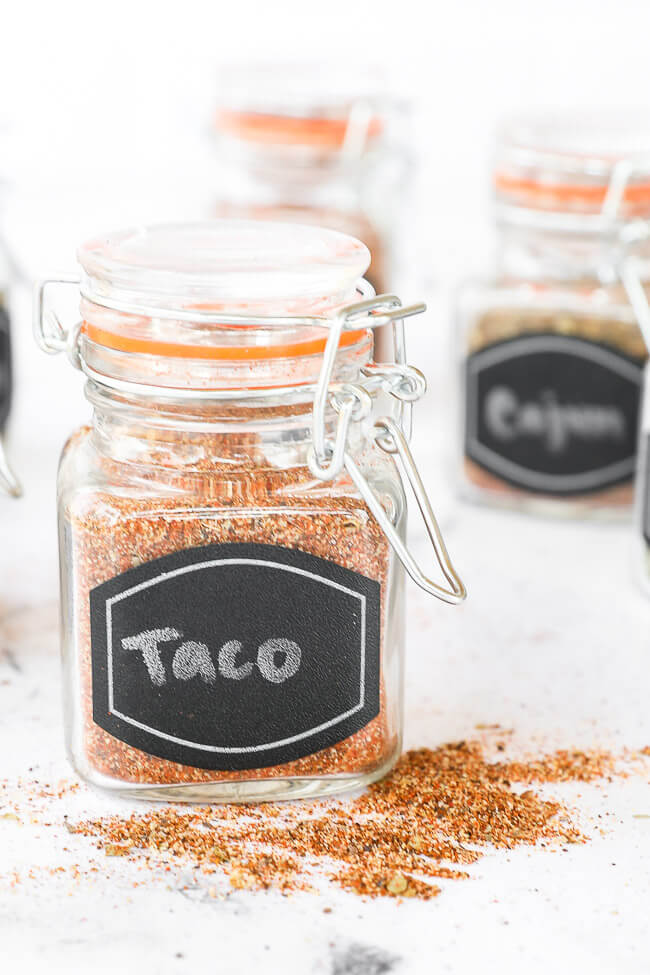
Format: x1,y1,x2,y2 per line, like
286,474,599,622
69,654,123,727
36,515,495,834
458,116,650,516
38,220,464,802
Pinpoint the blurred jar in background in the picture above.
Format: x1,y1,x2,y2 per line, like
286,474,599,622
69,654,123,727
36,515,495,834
212,64,412,361
457,116,650,518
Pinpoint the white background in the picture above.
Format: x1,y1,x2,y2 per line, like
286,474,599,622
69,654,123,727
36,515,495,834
1,3,650,974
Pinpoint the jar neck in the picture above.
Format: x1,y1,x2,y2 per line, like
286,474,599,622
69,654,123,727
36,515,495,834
86,381,363,474
495,215,650,284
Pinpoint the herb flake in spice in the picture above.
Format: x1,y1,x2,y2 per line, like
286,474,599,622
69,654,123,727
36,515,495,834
67,740,629,901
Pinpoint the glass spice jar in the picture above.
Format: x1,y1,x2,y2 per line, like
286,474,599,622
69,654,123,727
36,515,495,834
457,116,650,517
211,65,411,362
35,220,465,802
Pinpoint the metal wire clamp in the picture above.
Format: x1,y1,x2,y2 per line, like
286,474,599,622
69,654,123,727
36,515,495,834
34,279,467,603
346,418,467,605
308,295,467,604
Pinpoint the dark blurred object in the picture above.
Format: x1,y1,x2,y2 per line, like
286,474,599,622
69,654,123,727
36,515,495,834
0,278,19,497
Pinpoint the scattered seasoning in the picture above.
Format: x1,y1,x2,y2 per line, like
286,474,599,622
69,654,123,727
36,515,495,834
65,428,393,787
66,739,637,901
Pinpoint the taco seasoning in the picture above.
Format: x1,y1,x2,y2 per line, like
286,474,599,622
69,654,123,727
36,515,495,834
211,65,411,361
35,220,465,802
457,116,650,517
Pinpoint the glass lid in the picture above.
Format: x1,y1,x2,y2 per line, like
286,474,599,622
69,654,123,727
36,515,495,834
213,63,397,153
494,114,650,217
78,220,370,315
77,220,374,388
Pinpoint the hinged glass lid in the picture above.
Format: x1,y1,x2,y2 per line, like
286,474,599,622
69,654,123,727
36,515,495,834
495,114,650,222
53,221,376,386
77,220,371,315
213,63,397,161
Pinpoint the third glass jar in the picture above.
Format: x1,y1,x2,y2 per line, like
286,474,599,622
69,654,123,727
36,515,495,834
457,116,650,517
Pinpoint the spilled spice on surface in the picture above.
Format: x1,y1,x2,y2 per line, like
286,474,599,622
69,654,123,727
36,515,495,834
66,740,627,901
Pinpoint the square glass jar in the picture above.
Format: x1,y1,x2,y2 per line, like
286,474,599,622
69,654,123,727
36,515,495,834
37,221,464,802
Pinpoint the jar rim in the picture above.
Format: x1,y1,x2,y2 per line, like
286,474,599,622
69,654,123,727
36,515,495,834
74,220,378,392
494,113,650,221
214,109,385,152
77,220,371,318
212,62,404,153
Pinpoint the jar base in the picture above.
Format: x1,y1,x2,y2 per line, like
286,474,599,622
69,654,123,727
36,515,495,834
71,744,402,804
458,459,634,521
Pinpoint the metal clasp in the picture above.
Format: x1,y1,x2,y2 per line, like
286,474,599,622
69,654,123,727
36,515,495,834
309,294,424,471
33,274,83,369
308,294,467,605
602,154,650,223
346,418,466,605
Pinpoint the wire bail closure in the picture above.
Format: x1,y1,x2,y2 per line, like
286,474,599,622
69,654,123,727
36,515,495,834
34,279,467,604
307,294,466,605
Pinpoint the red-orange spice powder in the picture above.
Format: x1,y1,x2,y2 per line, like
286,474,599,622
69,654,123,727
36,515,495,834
63,424,396,787
69,739,625,901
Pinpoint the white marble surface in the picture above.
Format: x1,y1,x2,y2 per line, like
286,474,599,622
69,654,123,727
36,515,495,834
2,367,650,974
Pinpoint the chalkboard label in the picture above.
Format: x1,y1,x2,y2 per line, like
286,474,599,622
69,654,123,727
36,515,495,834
465,334,643,495
0,306,11,430
90,543,381,770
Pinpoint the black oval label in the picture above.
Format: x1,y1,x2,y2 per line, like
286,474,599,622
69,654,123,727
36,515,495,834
465,333,644,495
90,543,381,770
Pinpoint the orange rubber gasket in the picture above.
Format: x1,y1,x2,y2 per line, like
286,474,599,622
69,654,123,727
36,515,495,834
82,322,368,360
215,109,383,149
495,173,650,208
